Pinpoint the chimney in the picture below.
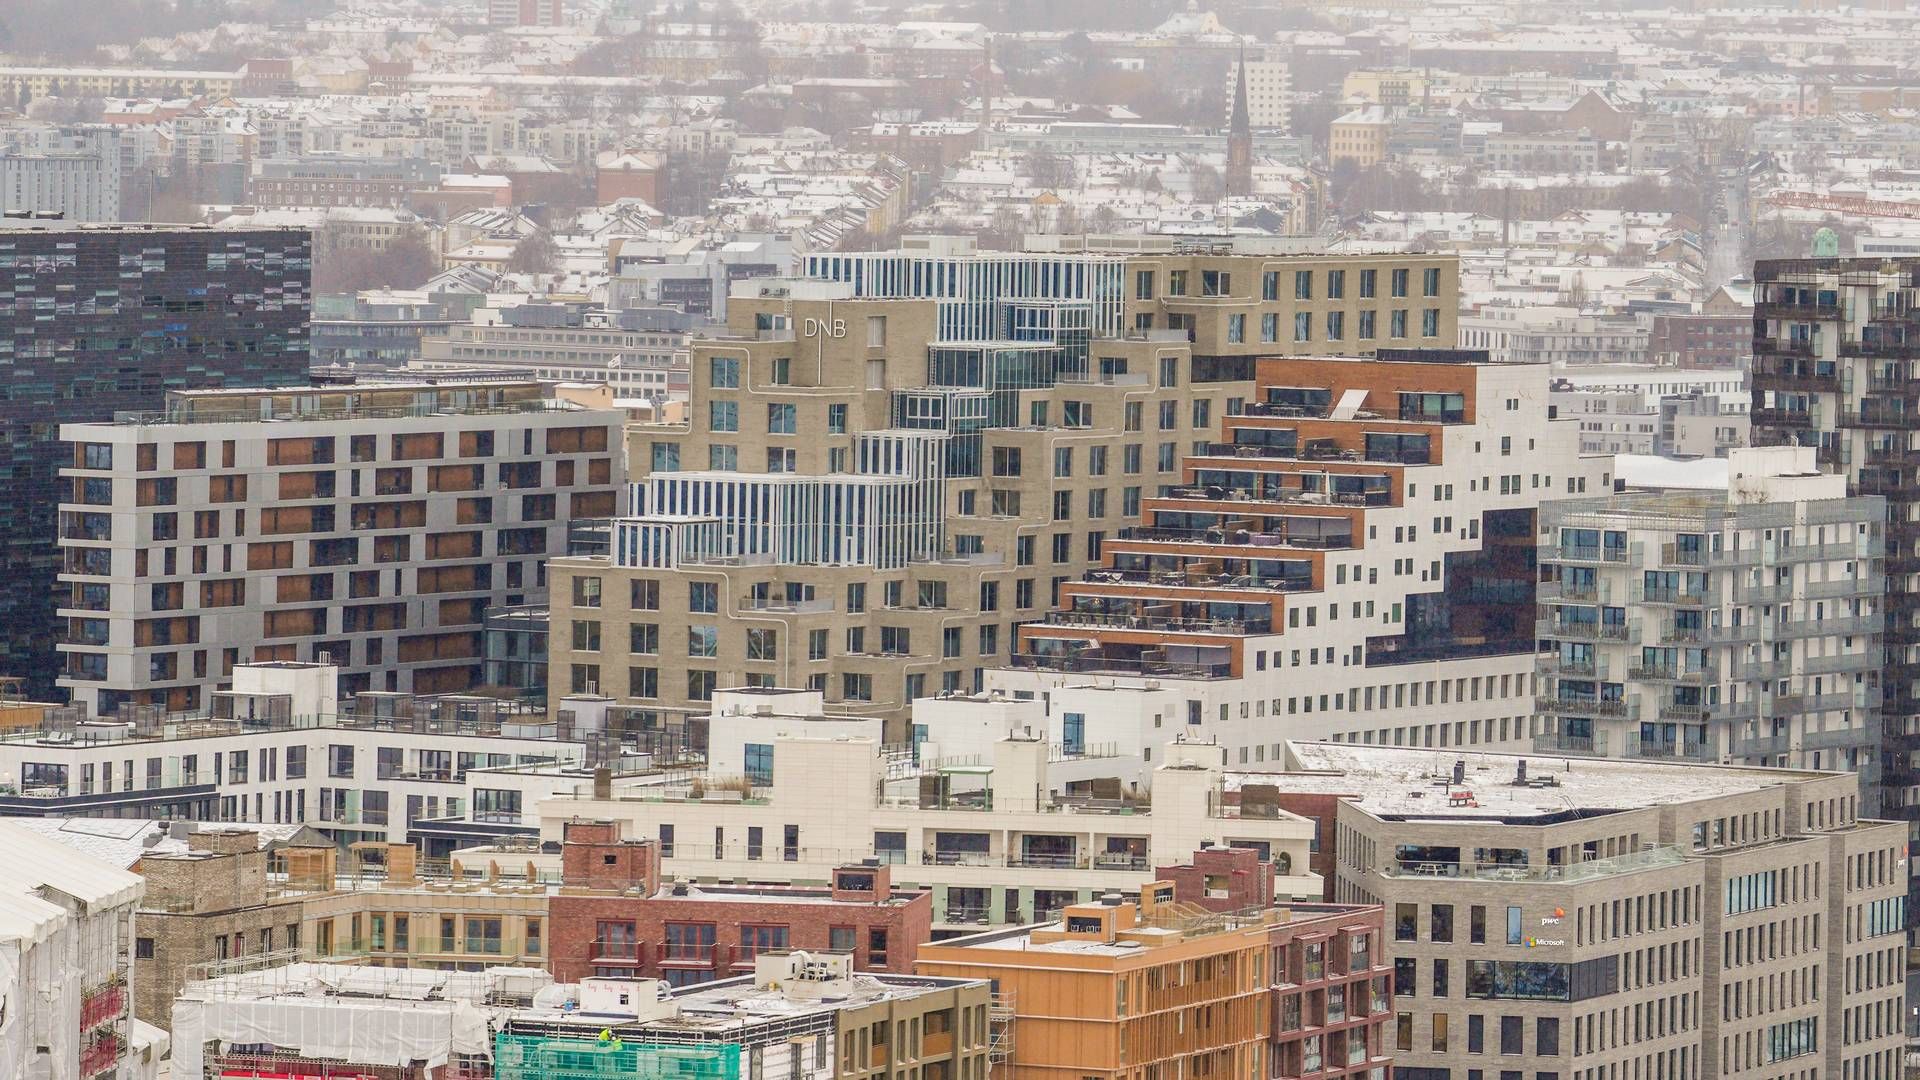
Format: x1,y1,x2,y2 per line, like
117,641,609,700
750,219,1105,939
1515,758,1528,785
1452,759,1466,786
593,766,613,800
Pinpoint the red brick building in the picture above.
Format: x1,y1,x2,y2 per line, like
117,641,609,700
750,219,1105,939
1153,845,1275,912
548,820,933,986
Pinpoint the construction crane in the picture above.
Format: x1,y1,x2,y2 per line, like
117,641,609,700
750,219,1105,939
1765,190,1920,221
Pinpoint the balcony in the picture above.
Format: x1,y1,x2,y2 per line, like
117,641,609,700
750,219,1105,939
1161,483,1393,509
738,597,834,614
1750,407,1818,428
1624,733,1715,762
1659,702,1711,721
1042,610,1273,635
1007,653,1232,678
1756,300,1843,321
1383,845,1687,883
1538,579,1601,602
1536,696,1635,719
1554,544,1630,564
590,939,641,962
1241,400,1334,420
1532,730,1608,755
1536,618,1633,642
1733,734,1788,757
1732,658,1793,681
1115,524,1353,550
657,943,715,966
1081,566,1315,592
1536,654,1600,678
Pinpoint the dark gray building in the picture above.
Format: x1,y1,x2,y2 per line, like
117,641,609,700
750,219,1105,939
0,219,311,699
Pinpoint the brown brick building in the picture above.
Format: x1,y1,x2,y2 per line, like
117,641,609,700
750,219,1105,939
548,820,934,985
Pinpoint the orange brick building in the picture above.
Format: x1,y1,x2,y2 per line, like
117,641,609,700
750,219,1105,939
916,851,1390,1080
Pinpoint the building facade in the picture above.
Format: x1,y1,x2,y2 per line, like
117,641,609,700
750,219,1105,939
1536,446,1883,781
57,380,622,712
916,863,1391,1080
1746,256,1920,867
549,248,1460,736
991,352,1612,766
530,732,1323,937
546,820,933,984
0,222,311,700
1294,742,1906,1080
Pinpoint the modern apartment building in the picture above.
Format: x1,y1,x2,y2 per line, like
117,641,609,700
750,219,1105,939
805,237,1459,367
991,351,1612,765
1287,741,1905,1080
1535,446,1884,781
529,732,1324,937
1747,256,1920,867
547,283,1244,734
412,302,693,401
0,221,310,700
57,379,622,712
548,245,1460,735
0,662,595,845
916,856,1391,1080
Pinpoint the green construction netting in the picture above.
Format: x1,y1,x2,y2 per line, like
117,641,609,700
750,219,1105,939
494,1033,743,1080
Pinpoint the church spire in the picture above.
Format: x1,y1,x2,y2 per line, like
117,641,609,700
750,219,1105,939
1227,47,1253,197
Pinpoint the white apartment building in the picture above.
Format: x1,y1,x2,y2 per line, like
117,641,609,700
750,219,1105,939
988,354,1613,767
532,732,1323,933
0,129,122,221
1223,58,1291,130
413,305,690,401
1536,446,1884,787
0,661,600,848
0,820,151,1080
1552,365,1749,458
1459,307,1650,366
57,380,623,714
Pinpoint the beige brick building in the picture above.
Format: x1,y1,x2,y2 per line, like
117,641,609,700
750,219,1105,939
547,249,1460,738
1276,742,1905,1080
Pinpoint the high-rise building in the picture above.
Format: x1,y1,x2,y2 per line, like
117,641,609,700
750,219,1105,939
57,380,622,713
1290,741,1905,1080
992,351,1611,762
0,127,122,221
1535,446,1883,779
1746,257,1920,844
549,247,1461,734
0,222,311,700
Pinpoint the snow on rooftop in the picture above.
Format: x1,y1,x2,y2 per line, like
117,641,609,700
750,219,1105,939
1258,742,1832,821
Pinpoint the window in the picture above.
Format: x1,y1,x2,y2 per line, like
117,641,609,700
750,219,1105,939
709,401,738,432
827,404,847,434
136,937,155,959
1432,904,1454,943
1505,906,1522,945
328,745,354,778
1295,270,1313,299
1227,313,1244,343
1359,268,1377,298
1391,309,1408,338
1423,308,1441,337
464,918,503,955
1423,266,1442,296
1135,270,1154,299
1392,268,1409,298
992,447,1022,477
746,627,777,660
689,582,718,613
710,356,739,387
688,626,718,658
1262,271,1279,300
1295,312,1312,342
1328,269,1345,298
1261,312,1278,342
767,403,796,434
1359,310,1376,339
740,925,790,959
745,743,773,784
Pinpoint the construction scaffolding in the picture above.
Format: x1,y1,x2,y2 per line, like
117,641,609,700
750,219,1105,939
987,992,1016,1067
493,1033,744,1080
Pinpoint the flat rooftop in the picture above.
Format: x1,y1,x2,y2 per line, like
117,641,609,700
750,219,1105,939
1255,741,1841,821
